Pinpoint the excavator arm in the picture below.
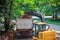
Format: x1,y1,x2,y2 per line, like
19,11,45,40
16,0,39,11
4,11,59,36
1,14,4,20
25,10,45,22
25,10,51,31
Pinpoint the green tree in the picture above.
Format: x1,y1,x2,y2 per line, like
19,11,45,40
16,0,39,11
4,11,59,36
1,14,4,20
0,0,13,31
12,0,60,19
38,0,60,19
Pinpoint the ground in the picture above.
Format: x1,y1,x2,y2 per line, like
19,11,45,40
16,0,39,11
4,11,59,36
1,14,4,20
15,38,32,40
48,24,60,31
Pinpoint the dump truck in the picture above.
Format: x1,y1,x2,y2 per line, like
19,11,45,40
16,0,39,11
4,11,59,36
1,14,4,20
16,12,33,38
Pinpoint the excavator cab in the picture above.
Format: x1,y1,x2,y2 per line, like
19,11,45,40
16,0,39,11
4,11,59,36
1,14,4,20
32,17,56,40
33,22,46,37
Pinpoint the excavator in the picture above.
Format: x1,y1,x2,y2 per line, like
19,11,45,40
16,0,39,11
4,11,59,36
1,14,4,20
25,10,56,40
16,10,56,40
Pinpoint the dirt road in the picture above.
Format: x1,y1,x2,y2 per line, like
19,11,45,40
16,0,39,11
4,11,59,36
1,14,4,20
15,38,32,40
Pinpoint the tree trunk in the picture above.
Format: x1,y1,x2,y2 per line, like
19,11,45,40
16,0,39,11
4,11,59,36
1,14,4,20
55,13,57,19
4,0,10,32
4,17,10,32
53,13,55,19
53,13,57,20
4,0,13,32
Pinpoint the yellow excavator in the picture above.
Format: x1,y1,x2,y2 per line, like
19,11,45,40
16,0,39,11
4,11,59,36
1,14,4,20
25,10,56,40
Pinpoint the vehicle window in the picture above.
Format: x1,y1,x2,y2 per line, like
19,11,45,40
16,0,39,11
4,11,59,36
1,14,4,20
38,24,46,31
33,24,39,37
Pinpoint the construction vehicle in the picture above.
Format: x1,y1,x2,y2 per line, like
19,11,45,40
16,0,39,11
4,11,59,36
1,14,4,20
16,10,56,40
26,10,56,40
16,12,33,38
32,22,56,40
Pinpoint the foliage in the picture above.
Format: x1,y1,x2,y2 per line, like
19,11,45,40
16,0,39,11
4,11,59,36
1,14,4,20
0,0,60,19
12,0,60,19
12,0,36,19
